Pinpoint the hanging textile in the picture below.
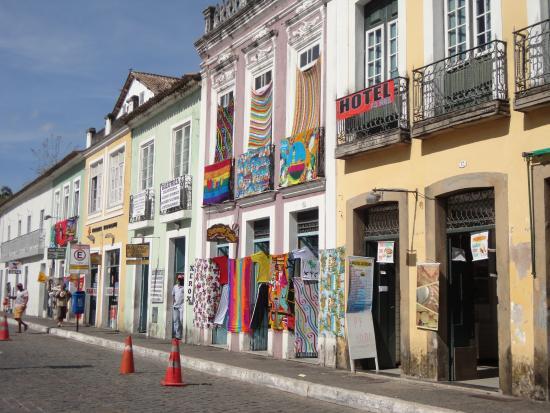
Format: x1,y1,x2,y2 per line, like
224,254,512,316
292,57,321,136
192,259,221,329
250,283,269,330
235,144,273,199
249,82,273,148
279,128,320,188
294,278,319,358
228,258,252,333
268,254,294,331
292,246,319,281
203,159,232,205
215,98,234,162
319,247,346,337
250,251,271,283
212,255,229,285
54,218,76,247
214,284,230,326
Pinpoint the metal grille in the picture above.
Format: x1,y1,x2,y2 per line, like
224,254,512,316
297,210,319,234
364,203,399,239
446,189,495,231
514,19,550,95
253,219,270,239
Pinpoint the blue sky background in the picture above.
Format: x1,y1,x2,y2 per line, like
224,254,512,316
0,0,213,192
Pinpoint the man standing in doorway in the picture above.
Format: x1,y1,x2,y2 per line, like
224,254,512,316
9,283,29,333
172,274,185,340
54,283,72,327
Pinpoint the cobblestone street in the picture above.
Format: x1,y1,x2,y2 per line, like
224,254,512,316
0,332,357,413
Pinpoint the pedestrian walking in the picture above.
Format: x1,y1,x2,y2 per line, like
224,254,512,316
54,283,72,327
172,274,186,340
9,283,29,333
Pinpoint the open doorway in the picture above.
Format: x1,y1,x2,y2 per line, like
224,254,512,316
250,219,270,352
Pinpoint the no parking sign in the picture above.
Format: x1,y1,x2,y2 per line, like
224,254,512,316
69,244,90,276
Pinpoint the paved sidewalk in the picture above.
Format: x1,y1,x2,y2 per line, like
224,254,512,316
5,315,549,413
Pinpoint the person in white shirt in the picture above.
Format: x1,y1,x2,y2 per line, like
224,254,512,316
172,274,186,340
9,283,29,333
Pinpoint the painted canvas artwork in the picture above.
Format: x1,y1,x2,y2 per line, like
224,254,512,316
294,278,319,358
319,247,346,338
215,99,234,162
235,144,273,199
279,128,320,188
416,262,440,331
203,159,232,205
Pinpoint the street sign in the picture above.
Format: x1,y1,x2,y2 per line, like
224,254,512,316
69,244,90,276
126,243,150,259
47,247,67,260
7,261,21,274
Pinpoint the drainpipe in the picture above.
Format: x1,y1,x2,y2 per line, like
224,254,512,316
523,153,536,277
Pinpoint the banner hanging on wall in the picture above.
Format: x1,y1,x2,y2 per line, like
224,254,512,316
336,79,395,121
416,262,440,331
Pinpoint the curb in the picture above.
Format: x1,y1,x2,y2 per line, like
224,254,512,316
7,319,462,413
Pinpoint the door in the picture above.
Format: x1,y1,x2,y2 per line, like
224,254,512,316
88,265,98,326
105,250,120,330
172,238,186,338
138,264,149,333
251,235,269,351
212,242,229,345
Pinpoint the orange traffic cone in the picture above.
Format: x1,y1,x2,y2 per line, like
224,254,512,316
120,336,135,374
0,315,10,341
161,339,186,387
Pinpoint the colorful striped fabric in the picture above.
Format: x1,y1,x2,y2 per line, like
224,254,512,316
215,99,234,162
203,159,232,205
292,57,321,136
248,82,273,149
228,257,252,333
294,278,319,358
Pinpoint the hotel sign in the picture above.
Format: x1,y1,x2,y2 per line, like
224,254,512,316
336,79,395,121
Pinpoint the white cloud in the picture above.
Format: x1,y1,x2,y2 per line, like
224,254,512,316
40,122,55,133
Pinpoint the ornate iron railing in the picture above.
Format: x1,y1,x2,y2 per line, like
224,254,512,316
0,229,46,262
413,40,507,123
129,189,155,223
159,175,192,215
514,19,550,96
446,189,495,231
337,77,409,147
364,203,399,239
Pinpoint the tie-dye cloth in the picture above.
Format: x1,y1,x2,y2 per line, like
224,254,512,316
192,258,221,329
294,278,319,358
319,247,346,337
228,258,252,333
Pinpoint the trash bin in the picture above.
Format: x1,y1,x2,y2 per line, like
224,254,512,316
72,291,86,315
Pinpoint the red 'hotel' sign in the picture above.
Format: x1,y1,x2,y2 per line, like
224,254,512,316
336,79,395,121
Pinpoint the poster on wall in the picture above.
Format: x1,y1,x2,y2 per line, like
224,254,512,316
346,256,374,313
470,231,489,261
150,269,165,304
416,262,440,331
377,241,395,264
131,191,147,219
160,177,184,213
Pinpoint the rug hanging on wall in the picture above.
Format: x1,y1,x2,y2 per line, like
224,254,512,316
279,128,320,188
319,247,346,338
193,258,221,329
215,98,234,162
293,278,319,358
228,257,252,333
203,159,232,205
235,144,273,199
292,57,321,135
269,254,294,331
249,82,273,149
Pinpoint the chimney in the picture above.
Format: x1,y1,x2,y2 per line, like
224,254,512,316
105,114,114,135
86,128,96,148
203,6,215,34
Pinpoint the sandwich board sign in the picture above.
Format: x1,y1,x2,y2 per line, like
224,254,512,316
69,244,90,276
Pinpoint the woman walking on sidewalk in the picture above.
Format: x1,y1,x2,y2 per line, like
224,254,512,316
9,283,29,333
54,283,71,327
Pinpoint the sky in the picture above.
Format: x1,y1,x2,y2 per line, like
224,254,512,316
0,0,213,192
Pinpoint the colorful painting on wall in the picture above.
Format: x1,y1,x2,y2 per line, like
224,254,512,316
269,254,294,331
192,259,221,329
294,278,319,358
215,98,234,162
279,128,320,188
416,262,440,331
319,247,346,338
292,57,321,135
203,159,232,205
228,257,252,333
235,144,273,199
249,82,273,149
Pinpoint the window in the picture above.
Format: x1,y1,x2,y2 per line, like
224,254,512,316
388,20,399,79
73,181,80,217
216,241,229,257
89,160,103,214
39,210,44,231
108,148,125,207
140,141,154,190
54,190,61,219
254,70,272,91
24,266,28,289
27,215,31,233
445,0,491,57
474,0,491,46
296,209,319,254
63,185,70,219
7,225,10,241
299,44,320,69
366,26,384,86
18,220,21,237
219,91,234,108
253,219,270,254
173,124,191,178
139,91,145,105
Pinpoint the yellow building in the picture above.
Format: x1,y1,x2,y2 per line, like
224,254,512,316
328,0,550,400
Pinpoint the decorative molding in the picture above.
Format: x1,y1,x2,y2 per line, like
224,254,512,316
246,43,274,66
296,0,316,14
212,66,236,90
291,16,321,40
287,13,323,49
253,27,270,41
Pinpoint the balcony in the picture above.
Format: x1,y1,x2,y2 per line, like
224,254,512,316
128,189,155,231
0,230,45,262
335,77,410,159
514,19,550,111
159,175,193,223
412,40,509,139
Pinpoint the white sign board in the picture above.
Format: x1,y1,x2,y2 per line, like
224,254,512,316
150,269,165,304
471,231,489,261
160,178,182,214
377,241,395,264
69,244,90,276
132,191,147,219
346,312,378,362
187,264,195,304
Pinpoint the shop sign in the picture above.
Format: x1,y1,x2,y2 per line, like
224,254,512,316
187,264,195,304
105,287,119,296
86,287,97,296
7,261,22,274
376,241,395,264
126,259,150,265
91,254,102,265
470,231,489,261
206,224,238,243
69,244,90,276
150,269,165,304
347,257,374,313
131,191,147,219
336,79,395,121
416,262,440,331
48,247,67,260
160,177,183,214
126,243,150,259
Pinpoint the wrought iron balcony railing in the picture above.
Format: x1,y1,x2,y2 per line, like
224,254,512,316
413,40,508,124
336,77,409,155
0,229,45,262
159,175,193,215
129,189,155,223
514,19,550,97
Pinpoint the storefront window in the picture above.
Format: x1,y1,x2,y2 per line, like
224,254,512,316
105,249,120,329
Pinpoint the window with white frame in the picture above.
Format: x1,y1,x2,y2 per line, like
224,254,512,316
388,19,399,79
63,185,70,219
7,225,10,241
27,215,31,233
366,26,384,86
219,90,234,108
54,190,61,219
39,209,44,231
140,140,154,190
299,44,320,70
445,0,492,57
108,147,125,207
173,123,191,178
89,160,103,214
17,220,21,237
73,180,80,217
254,70,272,91
139,91,145,105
